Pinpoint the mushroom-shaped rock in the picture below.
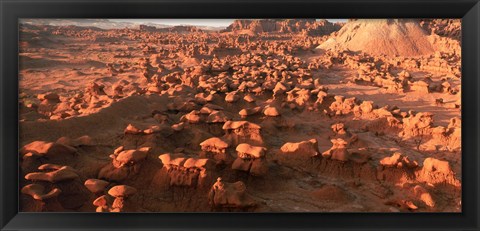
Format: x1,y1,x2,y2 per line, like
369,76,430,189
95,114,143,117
108,185,137,212
379,152,418,168
322,138,349,161
115,147,151,166
183,110,202,123
280,139,320,157
93,195,111,212
195,92,214,104
20,141,76,157
225,91,240,103
239,106,262,118
171,122,185,131
243,94,256,103
222,120,261,131
84,179,109,194
233,144,268,175
157,153,213,187
263,106,280,117
206,111,229,123
37,163,78,172
143,125,162,134
380,152,403,167
315,91,328,104
200,137,229,154
236,143,266,159
209,178,256,209
158,153,173,165
183,157,212,169
158,153,187,169
222,120,263,146
21,184,62,200
25,166,79,183
108,185,137,198
200,106,216,115
124,124,142,134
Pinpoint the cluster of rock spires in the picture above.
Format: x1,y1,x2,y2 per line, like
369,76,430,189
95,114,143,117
19,18,461,212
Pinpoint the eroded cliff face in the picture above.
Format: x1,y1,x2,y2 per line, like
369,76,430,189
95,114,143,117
140,25,202,33
420,19,461,41
222,19,341,36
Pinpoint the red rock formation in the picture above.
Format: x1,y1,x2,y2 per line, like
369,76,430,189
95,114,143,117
318,19,435,56
420,19,461,41
222,19,340,36
208,178,256,209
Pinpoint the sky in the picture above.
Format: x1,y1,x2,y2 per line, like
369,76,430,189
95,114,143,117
109,19,347,28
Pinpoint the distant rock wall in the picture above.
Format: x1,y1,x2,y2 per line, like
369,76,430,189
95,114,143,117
222,19,341,36
139,25,202,33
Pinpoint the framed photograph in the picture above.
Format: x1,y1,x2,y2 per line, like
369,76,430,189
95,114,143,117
1,0,479,230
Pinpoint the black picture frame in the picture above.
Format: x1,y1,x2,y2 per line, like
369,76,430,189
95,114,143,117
1,0,479,230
